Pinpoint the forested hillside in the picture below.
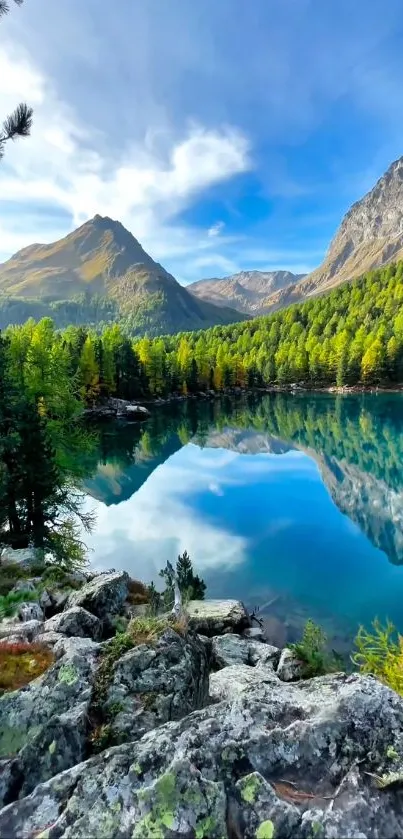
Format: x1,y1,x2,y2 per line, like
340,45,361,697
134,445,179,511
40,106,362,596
2,261,403,404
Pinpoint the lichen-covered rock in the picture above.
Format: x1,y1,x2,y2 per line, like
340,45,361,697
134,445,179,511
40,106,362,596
233,772,299,838
211,634,280,669
187,599,251,636
276,647,305,681
65,570,130,624
102,628,209,744
209,663,278,702
53,635,101,659
44,607,102,641
0,635,99,803
2,673,403,837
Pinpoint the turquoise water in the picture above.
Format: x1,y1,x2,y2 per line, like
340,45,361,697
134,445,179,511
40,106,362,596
81,393,403,646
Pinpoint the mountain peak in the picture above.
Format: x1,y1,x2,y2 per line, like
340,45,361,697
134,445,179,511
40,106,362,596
0,215,246,335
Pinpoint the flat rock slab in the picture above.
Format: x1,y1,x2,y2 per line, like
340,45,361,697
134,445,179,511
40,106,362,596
187,599,251,636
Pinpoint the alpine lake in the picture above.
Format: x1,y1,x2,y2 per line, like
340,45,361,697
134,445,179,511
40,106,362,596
78,391,403,652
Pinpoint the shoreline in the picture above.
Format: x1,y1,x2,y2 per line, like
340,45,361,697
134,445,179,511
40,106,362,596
84,383,403,420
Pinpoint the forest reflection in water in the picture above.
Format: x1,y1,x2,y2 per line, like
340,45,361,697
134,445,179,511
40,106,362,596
76,392,403,648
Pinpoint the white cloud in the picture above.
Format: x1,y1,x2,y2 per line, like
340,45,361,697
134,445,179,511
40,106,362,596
0,42,251,274
82,446,248,580
208,221,225,238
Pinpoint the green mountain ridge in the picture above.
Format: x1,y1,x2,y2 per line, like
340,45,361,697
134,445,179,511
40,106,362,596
0,215,247,335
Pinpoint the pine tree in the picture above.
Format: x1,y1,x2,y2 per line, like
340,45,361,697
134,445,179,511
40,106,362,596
0,2,33,161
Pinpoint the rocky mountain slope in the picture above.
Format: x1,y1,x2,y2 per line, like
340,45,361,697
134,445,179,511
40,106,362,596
188,269,304,315
190,156,403,318
0,215,246,335
261,155,403,313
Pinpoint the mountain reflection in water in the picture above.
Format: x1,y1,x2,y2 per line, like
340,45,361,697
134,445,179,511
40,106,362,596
78,392,403,644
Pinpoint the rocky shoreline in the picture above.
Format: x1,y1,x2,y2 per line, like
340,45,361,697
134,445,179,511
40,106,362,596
0,550,403,837
85,384,403,422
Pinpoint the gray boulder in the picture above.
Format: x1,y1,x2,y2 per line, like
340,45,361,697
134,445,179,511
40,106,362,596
35,631,65,648
0,620,43,643
187,599,251,636
276,647,306,681
44,607,102,640
0,547,39,568
65,570,129,623
48,588,70,611
211,633,280,669
101,628,209,744
2,673,403,837
210,663,278,702
243,626,267,641
17,602,43,622
0,635,99,803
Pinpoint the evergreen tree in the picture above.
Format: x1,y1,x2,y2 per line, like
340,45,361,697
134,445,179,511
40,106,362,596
0,2,33,162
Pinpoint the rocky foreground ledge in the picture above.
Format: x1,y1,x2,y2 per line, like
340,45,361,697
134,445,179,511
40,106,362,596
1,559,403,837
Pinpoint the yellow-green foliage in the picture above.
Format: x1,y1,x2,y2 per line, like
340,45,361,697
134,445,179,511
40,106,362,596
0,642,54,692
352,619,403,695
290,619,339,677
127,615,186,646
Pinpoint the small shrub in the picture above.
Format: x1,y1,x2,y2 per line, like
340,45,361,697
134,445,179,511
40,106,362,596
146,582,161,616
290,619,339,677
352,619,403,695
127,579,149,605
0,589,40,620
127,616,181,646
111,615,129,635
159,551,206,608
0,564,31,597
0,642,54,692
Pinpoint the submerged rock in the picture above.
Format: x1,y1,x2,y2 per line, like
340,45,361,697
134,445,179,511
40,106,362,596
187,599,251,636
2,673,403,837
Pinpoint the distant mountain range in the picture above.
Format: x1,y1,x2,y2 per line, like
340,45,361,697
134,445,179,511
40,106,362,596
2,155,403,331
189,155,403,316
0,215,246,335
187,270,305,316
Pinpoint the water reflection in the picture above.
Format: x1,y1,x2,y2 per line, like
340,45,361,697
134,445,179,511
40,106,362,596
78,393,403,641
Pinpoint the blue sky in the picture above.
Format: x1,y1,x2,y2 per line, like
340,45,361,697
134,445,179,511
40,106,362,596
1,0,403,283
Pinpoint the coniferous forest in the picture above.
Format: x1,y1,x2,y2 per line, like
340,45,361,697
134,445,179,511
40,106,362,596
0,262,402,412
